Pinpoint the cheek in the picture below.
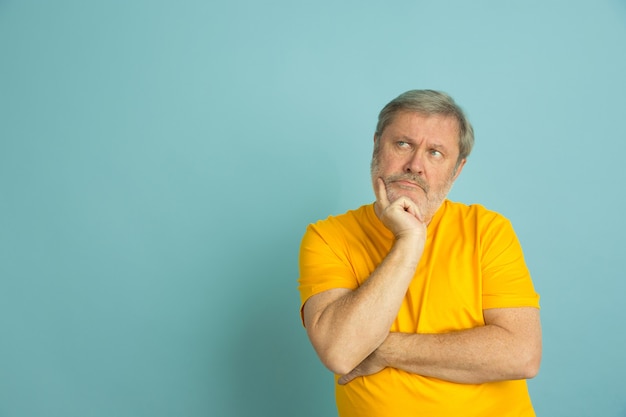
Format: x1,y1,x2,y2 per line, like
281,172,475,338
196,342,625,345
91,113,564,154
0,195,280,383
374,153,402,175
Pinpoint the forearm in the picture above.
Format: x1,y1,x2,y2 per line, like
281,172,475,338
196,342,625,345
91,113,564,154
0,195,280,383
306,238,422,375
376,309,542,384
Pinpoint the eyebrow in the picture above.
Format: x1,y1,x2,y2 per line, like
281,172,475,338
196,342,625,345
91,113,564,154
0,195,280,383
394,135,415,141
427,143,450,153
392,136,451,151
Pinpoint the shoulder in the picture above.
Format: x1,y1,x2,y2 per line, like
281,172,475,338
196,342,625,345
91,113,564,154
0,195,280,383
306,204,376,236
438,200,520,246
440,200,509,225
301,203,391,258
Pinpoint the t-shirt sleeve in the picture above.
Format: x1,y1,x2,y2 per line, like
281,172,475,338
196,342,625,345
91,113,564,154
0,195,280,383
481,215,540,310
297,222,359,324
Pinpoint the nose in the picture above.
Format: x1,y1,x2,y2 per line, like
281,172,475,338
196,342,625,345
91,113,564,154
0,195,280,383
404,151,424,175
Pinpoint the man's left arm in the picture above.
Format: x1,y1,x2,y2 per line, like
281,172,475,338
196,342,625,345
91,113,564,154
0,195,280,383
338,306,541,385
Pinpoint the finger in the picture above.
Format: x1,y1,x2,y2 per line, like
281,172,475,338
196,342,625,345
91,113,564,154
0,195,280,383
375,177,389,208
400,197,424,222
338,372,355,385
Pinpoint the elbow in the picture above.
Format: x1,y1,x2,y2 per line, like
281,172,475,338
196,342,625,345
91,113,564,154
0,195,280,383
514,347,542,380
307,329,355,375
306,325,379,376
324,361,355,377
317,347,363,376
521,352,542,379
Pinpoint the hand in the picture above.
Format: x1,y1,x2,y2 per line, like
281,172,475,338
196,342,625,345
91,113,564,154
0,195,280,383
374,177,427,241
338,350,386,385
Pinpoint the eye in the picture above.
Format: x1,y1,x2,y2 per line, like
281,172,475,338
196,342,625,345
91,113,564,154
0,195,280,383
396,140,410,148
429,149,443,158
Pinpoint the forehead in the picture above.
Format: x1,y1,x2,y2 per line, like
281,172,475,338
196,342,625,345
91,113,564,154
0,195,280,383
383,111,460,140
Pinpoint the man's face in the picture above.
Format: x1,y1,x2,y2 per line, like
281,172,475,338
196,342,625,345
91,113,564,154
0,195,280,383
371,111,466,221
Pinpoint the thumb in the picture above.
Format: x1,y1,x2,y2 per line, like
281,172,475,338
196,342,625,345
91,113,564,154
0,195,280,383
337,371,355,385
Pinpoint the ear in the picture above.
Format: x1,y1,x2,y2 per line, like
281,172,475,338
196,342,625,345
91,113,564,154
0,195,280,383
452,158,466,181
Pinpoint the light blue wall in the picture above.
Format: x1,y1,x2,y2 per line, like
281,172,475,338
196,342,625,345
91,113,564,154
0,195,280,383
1,1,625,416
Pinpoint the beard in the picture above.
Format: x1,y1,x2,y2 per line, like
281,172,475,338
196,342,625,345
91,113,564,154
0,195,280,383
370,154,455,221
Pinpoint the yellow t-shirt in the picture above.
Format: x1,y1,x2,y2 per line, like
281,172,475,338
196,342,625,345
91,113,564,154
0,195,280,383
298,200,540,417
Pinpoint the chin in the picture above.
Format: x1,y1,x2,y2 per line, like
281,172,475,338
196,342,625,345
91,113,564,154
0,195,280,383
387,187,424,205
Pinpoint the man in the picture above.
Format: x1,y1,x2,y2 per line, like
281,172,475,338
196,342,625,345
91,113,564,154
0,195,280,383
298,90,541,416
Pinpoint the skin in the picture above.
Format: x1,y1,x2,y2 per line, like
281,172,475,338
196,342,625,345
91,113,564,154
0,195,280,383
303,111,542,384
370,110,466,224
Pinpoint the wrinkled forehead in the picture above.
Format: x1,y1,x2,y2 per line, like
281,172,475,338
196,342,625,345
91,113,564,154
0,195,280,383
379,111,461,142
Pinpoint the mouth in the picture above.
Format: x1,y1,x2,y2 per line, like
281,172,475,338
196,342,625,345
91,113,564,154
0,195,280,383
390,179,426,192
394,179,419,187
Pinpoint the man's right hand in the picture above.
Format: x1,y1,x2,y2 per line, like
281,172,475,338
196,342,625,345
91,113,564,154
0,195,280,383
374,177,427,244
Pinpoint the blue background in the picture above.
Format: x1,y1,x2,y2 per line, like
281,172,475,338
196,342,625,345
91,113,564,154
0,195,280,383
1,1,625,416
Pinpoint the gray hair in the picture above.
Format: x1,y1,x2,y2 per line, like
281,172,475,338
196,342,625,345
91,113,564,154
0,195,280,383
374,90,475,162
